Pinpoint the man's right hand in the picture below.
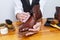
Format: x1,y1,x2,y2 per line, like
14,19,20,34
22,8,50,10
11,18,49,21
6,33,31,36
16,12,30,23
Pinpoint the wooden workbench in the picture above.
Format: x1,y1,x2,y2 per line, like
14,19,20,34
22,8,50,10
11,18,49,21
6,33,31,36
0,19,60,40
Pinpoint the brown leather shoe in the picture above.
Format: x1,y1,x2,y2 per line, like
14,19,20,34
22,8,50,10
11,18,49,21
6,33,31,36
54,7,60,22
19,5,42,36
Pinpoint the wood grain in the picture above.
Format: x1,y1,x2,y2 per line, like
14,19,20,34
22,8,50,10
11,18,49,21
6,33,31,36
0,19,60,40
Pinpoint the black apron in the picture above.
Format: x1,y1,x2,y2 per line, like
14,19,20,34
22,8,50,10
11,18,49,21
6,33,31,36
21,0,40,15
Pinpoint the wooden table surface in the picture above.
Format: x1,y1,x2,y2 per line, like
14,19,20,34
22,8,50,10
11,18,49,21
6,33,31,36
0,19,60,40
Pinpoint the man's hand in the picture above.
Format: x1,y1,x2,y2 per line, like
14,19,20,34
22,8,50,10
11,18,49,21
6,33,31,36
25,22,41,36
16,12,30,23
28,22,41,32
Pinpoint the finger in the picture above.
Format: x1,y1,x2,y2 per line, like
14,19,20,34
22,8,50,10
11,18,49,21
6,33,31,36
33,22,41,29
25,32,36,36
19,13,30,19
29,29,38,32
18,13,30,22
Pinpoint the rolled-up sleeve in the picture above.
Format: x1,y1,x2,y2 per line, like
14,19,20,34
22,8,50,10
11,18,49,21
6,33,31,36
14,0,23,15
